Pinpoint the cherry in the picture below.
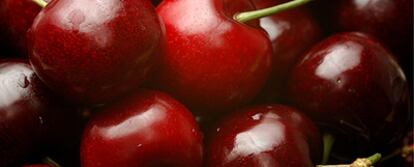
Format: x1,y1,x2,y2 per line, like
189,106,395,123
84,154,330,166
252,0,320,102
206,105,321,167
0,60,80,167
0,0,50,56
288,32,411,161
153,0,272,114
81,91,203,167
334,0,413,88
334,0,413,56
28,0,163,105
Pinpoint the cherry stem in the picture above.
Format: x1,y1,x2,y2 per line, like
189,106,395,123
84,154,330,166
322,133,335,164
43,157,62,167
381,144,414,162
234,0,313,23
32,0,47,8
316,153,382,167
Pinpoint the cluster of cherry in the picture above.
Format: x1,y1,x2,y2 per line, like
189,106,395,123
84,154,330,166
0,0,412,166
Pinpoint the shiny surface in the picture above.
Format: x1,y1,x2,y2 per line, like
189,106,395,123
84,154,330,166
252,0,320,102
288,32,411,159
154,0,272,113
206,105,321,167
29,0,162,105
0,60,79,166
81,91,203,167
0,0,49,56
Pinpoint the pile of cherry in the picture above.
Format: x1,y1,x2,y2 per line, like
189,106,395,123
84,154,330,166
0,0,412,166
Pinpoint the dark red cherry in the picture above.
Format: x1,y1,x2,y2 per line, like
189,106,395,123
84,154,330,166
206,105,321,167
252,0,320,102
335,0,413,56
0,60,80,167
28,0,163,105
81,91,203,167
288,32,411,160
0,0,50,56
153,0,272,114
334,0,413,87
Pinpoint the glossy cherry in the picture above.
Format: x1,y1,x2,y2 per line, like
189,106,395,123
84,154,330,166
28,0,163,105
206,105,321,167
153,0,272,114
288,32,411,160
334,0,413,88
252,0,320,102
81,91,203,167
0,0,50,56
334,0,413,56
0,60,80,167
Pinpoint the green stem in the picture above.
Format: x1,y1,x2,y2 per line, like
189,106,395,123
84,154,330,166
366,153,382,165
316,153,381,167
322,133,335,164
32,0,47,8
234,0,313,23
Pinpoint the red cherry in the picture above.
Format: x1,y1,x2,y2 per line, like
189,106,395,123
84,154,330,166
252,0,320,102
0,0,51,56
0,60,81,166
153,0,272,114
81,91,203,167
335,0,413,56
334,0,414,88
288,32,411,159
28,0,163,105
206,105,321,167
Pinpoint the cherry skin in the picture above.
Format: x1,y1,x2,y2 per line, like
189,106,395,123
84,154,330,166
28,0,163,105
0,60,80,167
81,91,203,167
0,0,50,56
252,0,320,102
288,32,411,160
153,0,272,114
334,0,413,56
334,0,414,90
206,105,321,167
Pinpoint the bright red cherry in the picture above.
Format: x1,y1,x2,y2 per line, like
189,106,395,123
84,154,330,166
0,60,80,167
28,0,163,105
252,0,320,102
288,32,411,160
0,0,50,56
206,105,321,167
81,91,203,167
153,0,272,114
